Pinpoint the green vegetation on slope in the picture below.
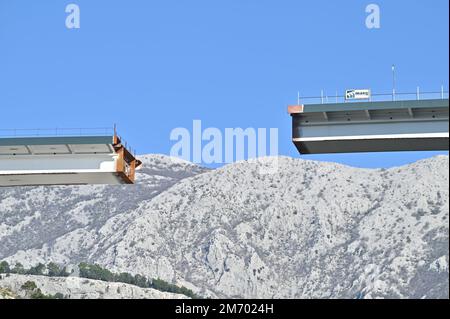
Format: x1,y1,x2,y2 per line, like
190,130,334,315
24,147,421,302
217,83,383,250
0,287,18,299
0,260,200,299
21,280,65,299
0,261,69,277
78,262,200,298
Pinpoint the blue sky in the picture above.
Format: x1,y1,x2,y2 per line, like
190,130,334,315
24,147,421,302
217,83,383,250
0,0,448,168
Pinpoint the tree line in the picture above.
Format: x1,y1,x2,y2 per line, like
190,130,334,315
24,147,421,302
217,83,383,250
78,263,200,298
0,261,70,277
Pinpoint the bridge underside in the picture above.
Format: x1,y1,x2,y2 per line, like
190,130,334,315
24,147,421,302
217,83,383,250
289,99,449,154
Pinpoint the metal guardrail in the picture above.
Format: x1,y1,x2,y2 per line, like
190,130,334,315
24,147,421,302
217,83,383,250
0,127,138,157
0,127,115,138
297,90,449,105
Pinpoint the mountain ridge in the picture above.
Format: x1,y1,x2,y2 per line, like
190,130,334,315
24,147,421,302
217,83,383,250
0,154,448,298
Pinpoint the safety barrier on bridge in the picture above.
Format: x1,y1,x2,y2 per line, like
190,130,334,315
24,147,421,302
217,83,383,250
295,89,449,105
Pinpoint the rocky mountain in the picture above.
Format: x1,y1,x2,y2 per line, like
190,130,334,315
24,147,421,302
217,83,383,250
0,154,448,299
0,274,187,299
0,154,207,266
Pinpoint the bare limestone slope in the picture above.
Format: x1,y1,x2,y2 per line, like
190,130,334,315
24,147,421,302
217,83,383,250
0,154,208,266
0,155,448,299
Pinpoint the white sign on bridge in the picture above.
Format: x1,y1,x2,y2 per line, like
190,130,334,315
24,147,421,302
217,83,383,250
345,89,371,100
